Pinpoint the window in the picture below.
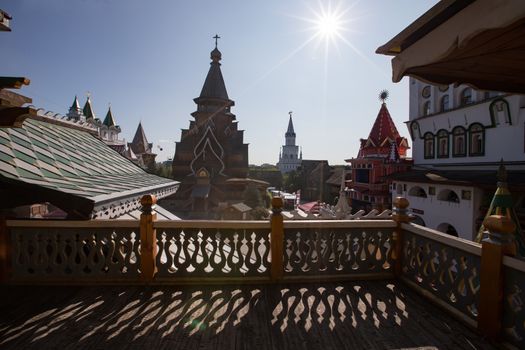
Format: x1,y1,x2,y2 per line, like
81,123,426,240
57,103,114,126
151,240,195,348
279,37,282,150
440,95,449,112
408,186,427,198
460,88,473,106
452,127,466,157
422,86,431,98
490,99,511,126
437,130,449,158
423,101,431,116
428,186,436,195
469,124,484,156
437,189,460,203
461,190,472,200
424,132,435,159
396,183,403,194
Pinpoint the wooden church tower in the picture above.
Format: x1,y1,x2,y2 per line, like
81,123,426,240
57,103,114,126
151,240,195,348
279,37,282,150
170,38,249,215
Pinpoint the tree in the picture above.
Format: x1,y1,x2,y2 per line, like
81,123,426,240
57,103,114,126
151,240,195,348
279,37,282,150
243,183,263,209
283,170,303,193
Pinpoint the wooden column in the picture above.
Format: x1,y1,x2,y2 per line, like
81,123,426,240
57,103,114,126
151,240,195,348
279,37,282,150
478,214,516,338
270,196,284,281
0,214,10,282
392,196,410,277
140,194,158,282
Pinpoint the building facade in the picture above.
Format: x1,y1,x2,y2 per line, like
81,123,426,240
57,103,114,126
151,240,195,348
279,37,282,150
391,78,525,240
277,112,302,173
167,42,253,217
66,95,156,170
347,97,412,212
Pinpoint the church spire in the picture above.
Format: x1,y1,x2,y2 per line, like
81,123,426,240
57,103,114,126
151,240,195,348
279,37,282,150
103,106,116,127
286,111,295,137
67,95,83,120
196,35,230,102
83,95,96,120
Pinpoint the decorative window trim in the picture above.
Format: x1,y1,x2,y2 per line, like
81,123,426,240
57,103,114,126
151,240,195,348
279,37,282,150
489,98,512,126
460,88,473,106
468,123,485,157
409,121,421,140
440,95,450,112
423,132,435,159
452,126,467,157
422,86,431,98
437,129,449,158
422,101,431,116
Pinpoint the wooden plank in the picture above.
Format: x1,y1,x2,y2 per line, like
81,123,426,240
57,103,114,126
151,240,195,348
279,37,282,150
284,220,397,229
402,222,482,256
0,281,497,349
6,219,139,228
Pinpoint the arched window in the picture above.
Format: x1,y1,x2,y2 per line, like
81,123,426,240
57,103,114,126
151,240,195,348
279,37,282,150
424,132,435,159
460,88,473,106
469,123,484,156
408,186,427,198
440,95,449,112
437,130,449,158
452,127,466,157
422,101,431,116
490,99,511,126
437,189,460,203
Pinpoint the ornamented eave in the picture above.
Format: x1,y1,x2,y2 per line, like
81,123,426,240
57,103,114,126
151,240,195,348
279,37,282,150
92,182,179,219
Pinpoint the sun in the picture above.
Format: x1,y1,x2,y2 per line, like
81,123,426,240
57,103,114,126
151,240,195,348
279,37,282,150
315,12,344,39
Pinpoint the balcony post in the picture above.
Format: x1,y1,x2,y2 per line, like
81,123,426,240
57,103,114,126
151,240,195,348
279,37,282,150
140,194,158,282
270,196,284,281
478,214,516,338
392,196,410,277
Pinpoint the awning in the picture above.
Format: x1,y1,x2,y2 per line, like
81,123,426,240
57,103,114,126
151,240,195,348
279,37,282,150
191,184,210,199
376,0,525,93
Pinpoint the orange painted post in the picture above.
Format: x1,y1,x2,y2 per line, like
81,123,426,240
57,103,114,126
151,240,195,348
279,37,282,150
0,214,10,282
140,194,158,282
478,214,516,338
270,196,284,281
392,196,410,277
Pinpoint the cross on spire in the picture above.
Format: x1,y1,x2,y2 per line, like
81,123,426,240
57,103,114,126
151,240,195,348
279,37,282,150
213,34,221,48
289,111,293,118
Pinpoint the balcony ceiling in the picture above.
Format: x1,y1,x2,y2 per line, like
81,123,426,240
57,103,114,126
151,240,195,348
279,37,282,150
376,0,525,93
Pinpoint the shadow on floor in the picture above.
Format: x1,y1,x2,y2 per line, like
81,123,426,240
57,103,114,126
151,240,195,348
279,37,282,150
0,280,495,349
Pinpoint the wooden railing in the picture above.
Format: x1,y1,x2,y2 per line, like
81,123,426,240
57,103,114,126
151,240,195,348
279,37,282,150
6,220,141,283
400,223,481,327
0,194,523,344
502,255,525,349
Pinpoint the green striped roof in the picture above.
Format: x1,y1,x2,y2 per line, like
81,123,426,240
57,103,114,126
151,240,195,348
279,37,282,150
0,117,178,218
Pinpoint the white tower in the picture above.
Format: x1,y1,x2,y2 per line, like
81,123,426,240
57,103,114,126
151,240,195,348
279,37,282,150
277,111,302,173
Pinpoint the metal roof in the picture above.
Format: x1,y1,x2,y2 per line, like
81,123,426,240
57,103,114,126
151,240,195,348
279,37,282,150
0,117,178,219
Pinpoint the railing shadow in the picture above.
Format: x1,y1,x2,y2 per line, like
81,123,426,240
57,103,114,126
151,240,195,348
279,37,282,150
0,281,494,349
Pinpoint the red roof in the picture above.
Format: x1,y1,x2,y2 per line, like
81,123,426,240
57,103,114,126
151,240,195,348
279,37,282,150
366,103,400,146
357,102,409,158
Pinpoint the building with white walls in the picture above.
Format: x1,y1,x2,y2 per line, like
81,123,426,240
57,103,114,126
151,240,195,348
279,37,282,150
391,78,525,240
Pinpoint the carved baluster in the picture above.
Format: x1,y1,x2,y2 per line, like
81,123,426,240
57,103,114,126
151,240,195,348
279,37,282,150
140,194,157,281
392,196,410,277
271,197,284,281
478,214,516,338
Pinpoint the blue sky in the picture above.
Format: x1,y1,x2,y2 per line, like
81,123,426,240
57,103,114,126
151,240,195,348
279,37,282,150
2,0,438,165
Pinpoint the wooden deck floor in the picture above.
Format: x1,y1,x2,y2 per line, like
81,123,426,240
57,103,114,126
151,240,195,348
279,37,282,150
0,280,496,349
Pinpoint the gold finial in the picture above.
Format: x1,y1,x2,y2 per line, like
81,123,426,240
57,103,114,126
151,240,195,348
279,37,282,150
379,89,389,103
497,159,508,183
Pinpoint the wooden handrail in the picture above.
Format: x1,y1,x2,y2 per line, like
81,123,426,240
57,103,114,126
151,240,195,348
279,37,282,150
401,222,482,256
